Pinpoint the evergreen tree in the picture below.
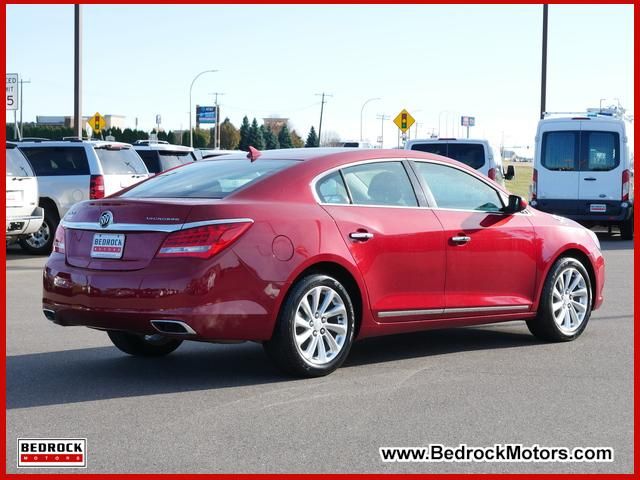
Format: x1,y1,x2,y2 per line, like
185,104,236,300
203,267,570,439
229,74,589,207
278,124,293,149
247,118,265,150
167,131,176,144
262,125,279,149
290,129,305,148
220,118,240,150
305,126,318,147
238,116,251,151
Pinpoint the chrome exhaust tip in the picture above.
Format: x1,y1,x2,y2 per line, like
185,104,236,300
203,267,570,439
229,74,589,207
150,320,197,335
43,308,56,321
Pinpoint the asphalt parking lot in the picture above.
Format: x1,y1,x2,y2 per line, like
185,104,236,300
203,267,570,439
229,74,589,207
5,234,634,474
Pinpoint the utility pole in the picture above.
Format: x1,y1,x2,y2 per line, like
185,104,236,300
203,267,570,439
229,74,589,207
73,5,83,138
316,93,332,146
18,79,31,137
413,121,422,139
540,4,549,119
376,113,390,149
210,92,225,149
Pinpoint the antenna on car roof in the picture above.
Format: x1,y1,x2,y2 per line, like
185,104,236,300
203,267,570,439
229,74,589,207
247,146,262,162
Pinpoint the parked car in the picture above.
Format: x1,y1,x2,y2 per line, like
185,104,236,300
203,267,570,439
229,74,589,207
530,110,634,239
405,138,514,184
5,142,44,241
43,148,604,377
133,141,197,174
341,141,374,148
17,139,150,254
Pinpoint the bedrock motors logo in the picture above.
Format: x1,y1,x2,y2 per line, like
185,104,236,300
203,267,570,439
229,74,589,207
18,439,87,468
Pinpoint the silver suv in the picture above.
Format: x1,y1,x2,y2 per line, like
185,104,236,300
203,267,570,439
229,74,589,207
17,139,150,254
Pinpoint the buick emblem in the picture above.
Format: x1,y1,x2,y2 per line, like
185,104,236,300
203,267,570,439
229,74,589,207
98,211,113,228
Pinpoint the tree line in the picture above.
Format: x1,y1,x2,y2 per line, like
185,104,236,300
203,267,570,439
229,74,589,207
7,118,322,151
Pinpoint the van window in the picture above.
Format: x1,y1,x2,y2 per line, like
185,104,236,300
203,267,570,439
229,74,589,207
410,143,486,170
95,146,148,175
541,132,578,171
19,146,90,176
584,131,619,171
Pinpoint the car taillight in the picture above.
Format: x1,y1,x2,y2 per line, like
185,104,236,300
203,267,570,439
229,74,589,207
53,225,65,254
531,168,538,200
622,169,630,201
90,175,105,199
487,168,496,180
156,222,252,259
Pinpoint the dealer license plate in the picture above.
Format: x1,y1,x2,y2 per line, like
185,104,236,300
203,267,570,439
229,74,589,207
91,233,125,259
589,204,606,213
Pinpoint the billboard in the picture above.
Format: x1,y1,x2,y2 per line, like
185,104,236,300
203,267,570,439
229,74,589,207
197,105,217,124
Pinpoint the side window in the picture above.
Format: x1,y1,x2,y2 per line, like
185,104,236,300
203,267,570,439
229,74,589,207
583,131,619,171
19,147,90,176
541,132,578,171
415,162,503,212
342,162,418,207
315,171,349,204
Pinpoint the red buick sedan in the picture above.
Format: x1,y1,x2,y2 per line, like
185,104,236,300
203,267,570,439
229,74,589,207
43,148,604,377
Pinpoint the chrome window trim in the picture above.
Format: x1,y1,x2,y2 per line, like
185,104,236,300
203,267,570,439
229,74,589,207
377,304,531,319
61,217,254,233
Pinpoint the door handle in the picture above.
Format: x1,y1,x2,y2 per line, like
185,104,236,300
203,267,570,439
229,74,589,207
584,177,597,181
349,232,374,241
451,235,471,244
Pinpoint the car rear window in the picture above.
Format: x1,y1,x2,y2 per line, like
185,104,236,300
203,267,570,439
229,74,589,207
19,146,90,176
158,150,196,170
120,159,296,199
136,150,161,173
6,147,34,177
540,131,619,172
410,143,486,170
94,146,148,175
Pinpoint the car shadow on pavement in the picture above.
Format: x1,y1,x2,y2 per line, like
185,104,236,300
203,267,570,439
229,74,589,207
7,326,543,410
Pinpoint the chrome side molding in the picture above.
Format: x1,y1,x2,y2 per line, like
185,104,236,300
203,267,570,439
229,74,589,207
378,304,530,319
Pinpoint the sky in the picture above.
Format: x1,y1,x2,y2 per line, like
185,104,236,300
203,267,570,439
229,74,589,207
6,4,634,149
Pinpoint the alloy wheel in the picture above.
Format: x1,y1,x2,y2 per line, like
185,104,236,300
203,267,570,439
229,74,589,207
551,267,589,334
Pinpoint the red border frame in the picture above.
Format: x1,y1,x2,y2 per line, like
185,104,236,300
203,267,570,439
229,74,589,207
2,2,637,478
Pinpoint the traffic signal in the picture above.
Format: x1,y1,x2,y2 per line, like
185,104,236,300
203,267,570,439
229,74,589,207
401,113,407,130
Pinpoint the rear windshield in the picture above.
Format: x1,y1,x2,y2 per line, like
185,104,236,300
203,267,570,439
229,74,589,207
95,146,148,175
19,146,89,176
410,143,486,170
541,131,620,172
120,159,296,199
136,149,196,174
6,147,35,177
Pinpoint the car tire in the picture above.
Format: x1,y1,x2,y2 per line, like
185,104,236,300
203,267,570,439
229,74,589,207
19,209,58,255
107,331,183,357
526,257,592,342
264,274,356,377
620,218,633,240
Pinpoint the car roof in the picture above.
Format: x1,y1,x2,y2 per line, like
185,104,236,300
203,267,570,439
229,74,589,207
16,139,134,148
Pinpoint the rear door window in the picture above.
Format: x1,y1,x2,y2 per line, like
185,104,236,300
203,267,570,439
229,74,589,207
341,161,418,207
95,146,148,174
583,131,619,171
19,146,89,176
541,132,578,171
410,143,486,169
316,171,350,204
6,147,34,177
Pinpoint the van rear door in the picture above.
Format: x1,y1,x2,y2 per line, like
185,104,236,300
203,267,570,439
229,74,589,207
578,121,624,215
537,120,581,215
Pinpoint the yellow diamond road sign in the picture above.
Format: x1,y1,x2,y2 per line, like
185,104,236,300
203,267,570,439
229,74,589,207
393,109,415,133
88,112,106,132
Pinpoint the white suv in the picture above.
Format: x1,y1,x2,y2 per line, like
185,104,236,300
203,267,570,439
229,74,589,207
405,138,514,184
6,143,44,241
17,139,150,254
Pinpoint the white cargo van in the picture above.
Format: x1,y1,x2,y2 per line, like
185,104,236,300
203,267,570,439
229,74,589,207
405,138,514,184
530,110,633,239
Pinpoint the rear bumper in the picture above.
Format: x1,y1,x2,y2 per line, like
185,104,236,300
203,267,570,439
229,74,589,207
42,251,284,341
5,207,44,236
531,199,632,224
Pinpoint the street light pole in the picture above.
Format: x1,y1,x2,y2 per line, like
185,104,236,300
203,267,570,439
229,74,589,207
73,4,82,139
360,97,380,141
19,79,31,137
189,69,218,147
540,4,549,119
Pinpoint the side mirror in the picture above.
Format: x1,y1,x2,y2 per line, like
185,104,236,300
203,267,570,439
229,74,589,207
502,194,527,214
503,165,516,181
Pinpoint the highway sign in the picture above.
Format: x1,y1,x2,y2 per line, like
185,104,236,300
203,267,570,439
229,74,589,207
461,116,476,127
196,105,217,124
6,73,19,111
88,112,106,132
393,109,415,133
